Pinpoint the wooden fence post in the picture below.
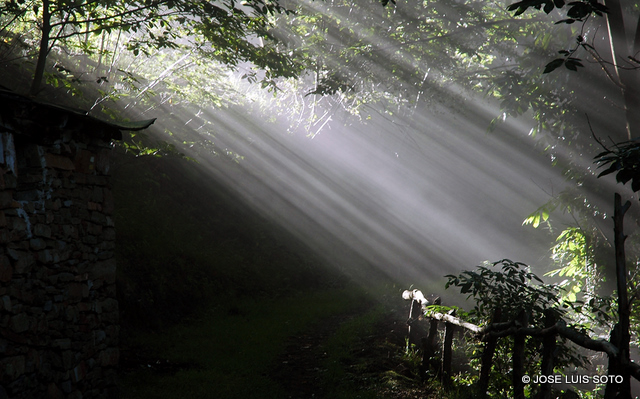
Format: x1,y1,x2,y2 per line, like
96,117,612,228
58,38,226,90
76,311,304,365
478,308,501,398
402,284,637,397
407,298,423,351
539,309,557,399
441,316,455,389
422,297,441,378
512,310,529,399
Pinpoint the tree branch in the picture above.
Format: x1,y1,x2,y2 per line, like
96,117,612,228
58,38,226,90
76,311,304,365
426,309,484,333
375,18,544,52
49,12,184,40
51,0,106,14
581,42,624,89
588,114,609,152
49,1,169,29
0,1,33,36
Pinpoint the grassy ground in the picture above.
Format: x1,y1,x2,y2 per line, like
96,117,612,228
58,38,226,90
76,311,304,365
118,286,457,399
320,305,389,399
119,288,375,399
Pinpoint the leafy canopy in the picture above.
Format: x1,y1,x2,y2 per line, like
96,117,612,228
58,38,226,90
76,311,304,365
1,0,304,94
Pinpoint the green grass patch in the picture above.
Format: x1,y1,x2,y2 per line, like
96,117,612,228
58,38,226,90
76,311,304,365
120,287,373,399
321,305,388,399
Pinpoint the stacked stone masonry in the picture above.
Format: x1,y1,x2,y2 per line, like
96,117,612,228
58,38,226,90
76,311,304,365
0,126,119,398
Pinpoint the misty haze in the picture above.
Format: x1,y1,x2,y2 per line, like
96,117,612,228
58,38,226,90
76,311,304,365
1,0,639,398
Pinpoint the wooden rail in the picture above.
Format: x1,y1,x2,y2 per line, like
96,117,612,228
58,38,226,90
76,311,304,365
402,289,634,399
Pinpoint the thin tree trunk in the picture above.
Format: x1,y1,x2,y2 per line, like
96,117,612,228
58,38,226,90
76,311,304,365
609,193,631,398
604,324,621,399
30,0,51,96
603,0,640,139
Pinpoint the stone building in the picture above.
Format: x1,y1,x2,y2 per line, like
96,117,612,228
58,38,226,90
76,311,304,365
0,89,154,398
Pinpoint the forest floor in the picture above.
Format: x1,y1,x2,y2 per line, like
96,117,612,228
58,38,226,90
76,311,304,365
119,288,449,399
268,304,441,399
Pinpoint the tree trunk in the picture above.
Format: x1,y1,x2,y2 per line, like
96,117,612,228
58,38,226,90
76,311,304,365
606,193,632,398
30,0,51,96
604,324,621,399
603,0,640,139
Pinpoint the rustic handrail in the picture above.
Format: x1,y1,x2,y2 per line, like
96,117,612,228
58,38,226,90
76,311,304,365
402,289,619,357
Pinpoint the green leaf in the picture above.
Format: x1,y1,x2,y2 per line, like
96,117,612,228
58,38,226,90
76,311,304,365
533,213,541,228
597,162,619,177
564,61,578,71
616,168,635,184
567,2,590,18
555,18,576,24
543,58,564,73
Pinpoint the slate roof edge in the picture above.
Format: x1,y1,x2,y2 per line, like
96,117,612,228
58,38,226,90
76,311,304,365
0,89,156,142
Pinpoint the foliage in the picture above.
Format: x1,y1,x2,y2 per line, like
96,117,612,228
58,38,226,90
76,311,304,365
264,0,573,135
509,0,639,325
1,0,304,95
0,0,317,160
119,131,193,159
445,259,562,322
444,260,592,397
547,227,593,301
520,179,617,326
593,138,640,192
507,0,608,19
506,0,608,73
522,203,552,229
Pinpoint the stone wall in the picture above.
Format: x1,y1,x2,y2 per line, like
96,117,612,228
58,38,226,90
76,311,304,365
0,122,120,397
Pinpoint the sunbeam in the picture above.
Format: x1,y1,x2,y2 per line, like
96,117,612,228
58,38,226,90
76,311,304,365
4,0,640,397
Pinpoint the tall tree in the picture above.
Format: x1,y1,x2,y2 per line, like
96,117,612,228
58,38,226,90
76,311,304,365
507,0,640,139
604,0,640,139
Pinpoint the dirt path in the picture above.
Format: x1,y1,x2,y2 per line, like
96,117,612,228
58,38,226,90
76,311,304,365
119,298,438,399
268,305,429,399
269,309,366,398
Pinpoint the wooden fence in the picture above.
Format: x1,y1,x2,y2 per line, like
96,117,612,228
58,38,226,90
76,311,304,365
402,289,639,399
